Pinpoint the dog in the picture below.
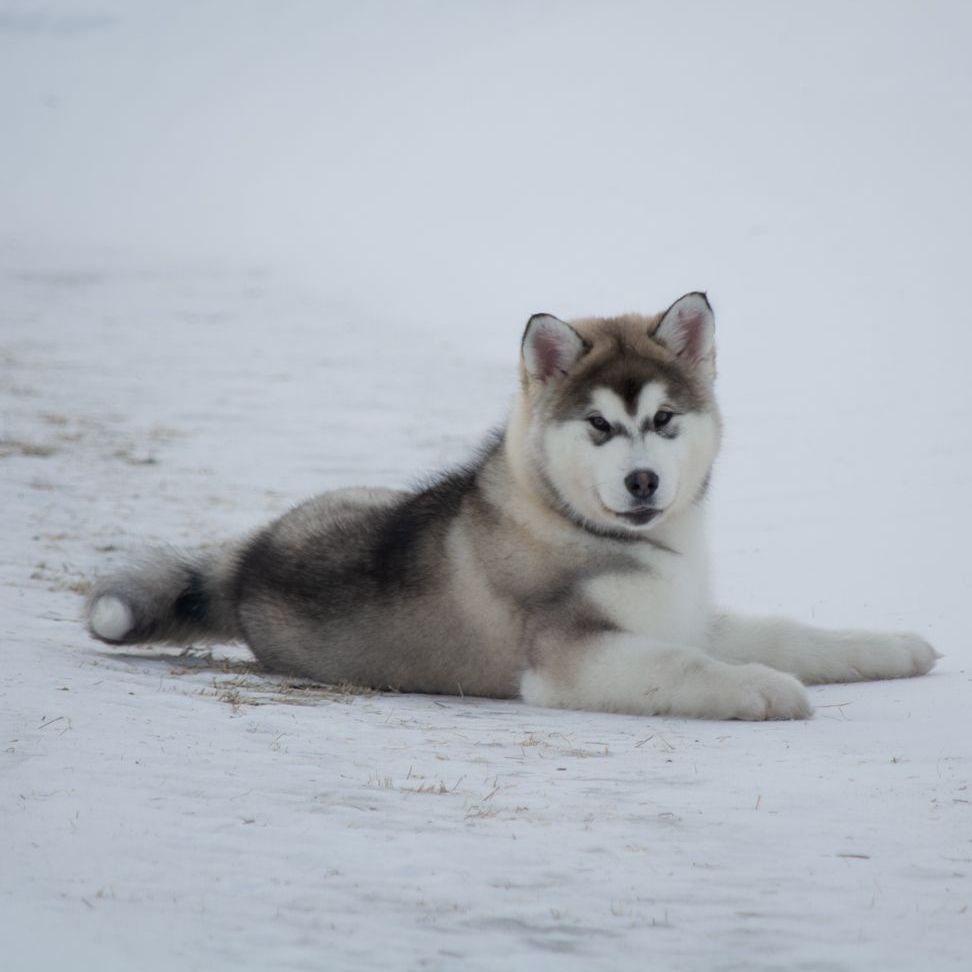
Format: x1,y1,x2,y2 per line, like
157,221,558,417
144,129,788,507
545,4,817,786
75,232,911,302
86,292,938,719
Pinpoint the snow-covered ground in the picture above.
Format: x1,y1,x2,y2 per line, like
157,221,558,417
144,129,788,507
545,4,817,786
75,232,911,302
2,3,970,970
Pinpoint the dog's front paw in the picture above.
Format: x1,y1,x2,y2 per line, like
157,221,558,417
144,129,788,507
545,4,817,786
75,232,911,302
846,631,939,681
726,664,814,721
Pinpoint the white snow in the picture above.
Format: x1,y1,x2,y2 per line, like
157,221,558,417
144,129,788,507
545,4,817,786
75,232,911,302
1,3,970,970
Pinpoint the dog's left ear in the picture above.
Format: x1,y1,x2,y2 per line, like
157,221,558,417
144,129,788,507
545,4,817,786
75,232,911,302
652,292,715,379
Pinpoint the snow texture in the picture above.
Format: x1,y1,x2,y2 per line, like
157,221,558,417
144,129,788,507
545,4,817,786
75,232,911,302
1,3,970,970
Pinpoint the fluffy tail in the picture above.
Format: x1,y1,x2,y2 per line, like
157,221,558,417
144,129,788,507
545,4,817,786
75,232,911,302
86,542,244,646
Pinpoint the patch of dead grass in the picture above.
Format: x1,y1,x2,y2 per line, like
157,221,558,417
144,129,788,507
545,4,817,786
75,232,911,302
165,649,376,709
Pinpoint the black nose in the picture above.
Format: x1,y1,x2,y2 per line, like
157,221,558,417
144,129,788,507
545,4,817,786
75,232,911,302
624,469,659,500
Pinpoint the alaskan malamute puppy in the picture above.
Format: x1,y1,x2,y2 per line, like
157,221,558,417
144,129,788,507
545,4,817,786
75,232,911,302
87,293,937,719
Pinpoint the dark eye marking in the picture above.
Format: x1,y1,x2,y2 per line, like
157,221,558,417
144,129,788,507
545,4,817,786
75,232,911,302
587,415,612,434
653,410,674,429
640,409,679,435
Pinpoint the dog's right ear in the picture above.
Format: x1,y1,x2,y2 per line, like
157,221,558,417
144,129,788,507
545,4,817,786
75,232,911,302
521,314,587,383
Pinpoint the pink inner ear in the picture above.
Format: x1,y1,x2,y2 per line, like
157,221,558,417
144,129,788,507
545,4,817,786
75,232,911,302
674,309,706,361
533,328,568,379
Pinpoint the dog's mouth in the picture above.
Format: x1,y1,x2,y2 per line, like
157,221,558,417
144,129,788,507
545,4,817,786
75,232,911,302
611,507,661,527
593,495,665,530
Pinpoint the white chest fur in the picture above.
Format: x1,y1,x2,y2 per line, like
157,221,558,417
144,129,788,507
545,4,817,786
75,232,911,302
583,510,712,647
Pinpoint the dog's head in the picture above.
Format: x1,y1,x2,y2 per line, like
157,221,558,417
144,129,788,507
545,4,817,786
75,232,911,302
515,292,722,538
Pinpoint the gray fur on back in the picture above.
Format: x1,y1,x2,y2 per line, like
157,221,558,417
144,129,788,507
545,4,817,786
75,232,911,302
233,445,632,696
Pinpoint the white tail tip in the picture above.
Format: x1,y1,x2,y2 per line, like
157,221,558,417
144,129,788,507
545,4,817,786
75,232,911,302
89,595,134,641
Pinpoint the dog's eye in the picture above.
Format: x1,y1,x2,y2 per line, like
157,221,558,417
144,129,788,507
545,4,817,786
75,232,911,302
587,415,612,434
654,410,674,429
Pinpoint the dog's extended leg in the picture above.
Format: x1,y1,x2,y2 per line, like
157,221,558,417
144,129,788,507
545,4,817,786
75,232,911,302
706,612,939,685
520,633,813,720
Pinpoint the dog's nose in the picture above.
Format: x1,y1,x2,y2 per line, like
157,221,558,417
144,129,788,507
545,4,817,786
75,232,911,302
624,469,659,500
